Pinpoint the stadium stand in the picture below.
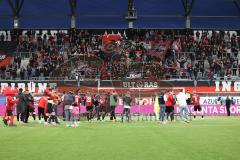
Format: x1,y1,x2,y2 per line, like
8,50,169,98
0,29,239,81
0,0,240,81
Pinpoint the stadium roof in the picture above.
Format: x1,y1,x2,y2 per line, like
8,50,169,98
0,0,240,29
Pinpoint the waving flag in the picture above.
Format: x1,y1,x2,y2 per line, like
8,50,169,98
102,34,121,54
172,38,182,53
147,39,171,58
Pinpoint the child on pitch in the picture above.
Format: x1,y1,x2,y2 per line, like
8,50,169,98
71,102,80,128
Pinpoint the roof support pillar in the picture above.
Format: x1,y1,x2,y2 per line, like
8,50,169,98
181,0,195,30
69,0,77,28
125,0,137,29
8,0,24,29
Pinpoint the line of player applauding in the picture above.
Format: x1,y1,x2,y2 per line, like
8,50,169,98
2,88,135,127
2,87,204,127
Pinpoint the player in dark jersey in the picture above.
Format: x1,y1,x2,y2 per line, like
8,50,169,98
158,91,166,124
98,90,108,121
84,91,94,122
93,93,100,121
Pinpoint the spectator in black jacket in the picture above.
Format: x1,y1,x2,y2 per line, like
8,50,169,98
225,96,232,116
16,88,26,124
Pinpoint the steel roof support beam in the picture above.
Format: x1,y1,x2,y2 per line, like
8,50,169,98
125,0,137,29
8,0,24,29
69,0,77,28
181,0,195,29
128,0,134,11
234,0,240,14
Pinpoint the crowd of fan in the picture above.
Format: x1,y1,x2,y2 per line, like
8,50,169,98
1,29,102,80
0,29,240,80
109,30,240,80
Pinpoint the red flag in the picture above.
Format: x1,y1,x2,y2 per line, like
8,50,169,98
102,34,121,54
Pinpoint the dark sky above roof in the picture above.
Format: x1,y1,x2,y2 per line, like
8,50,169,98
0,0,240,29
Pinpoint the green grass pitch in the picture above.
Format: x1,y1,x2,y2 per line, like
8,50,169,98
0,117,239,160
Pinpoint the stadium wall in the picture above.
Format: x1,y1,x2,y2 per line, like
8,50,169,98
1,80,240,116
0,80,240,94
